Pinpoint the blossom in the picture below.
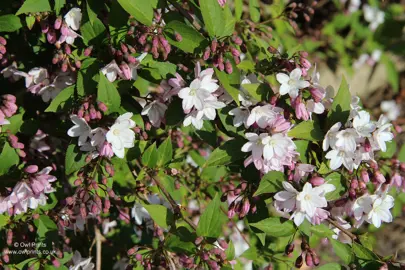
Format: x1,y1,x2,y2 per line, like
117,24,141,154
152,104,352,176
229,107,250,128
274,181,298,213
293,164,315,182
262,133,296,161
323,122,342,151
276,68,310,98
372,117,394,152
353,111,376,137
246,105,278,128
363,5,384,31
69,251,94,270
64,8,82,31
242,133,267,165
101,60,122,82
367,194,394,228
141,101,168,127
131,203,151,225
335,128,360,152
296,183,329,217
106,113,136,158
325,149,355,170
183,110,204,130
381,100,401,121
67,115,91,146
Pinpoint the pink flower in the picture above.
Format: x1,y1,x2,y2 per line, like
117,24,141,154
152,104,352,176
99,141,114,158
218,0,227,7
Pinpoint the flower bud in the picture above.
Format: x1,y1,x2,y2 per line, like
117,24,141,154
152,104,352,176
175,32,183,41
203,47,211,61
211,38,218,52
295,254,303,268
195,236,203,245
285,243,295,255
218,239,228,249
310,177,325,186
47,29,57,44
233,36,243,46
84,46,93,56
120,62,132,80
54,17,62,30
305,252,313,267
225,60,233,74
0,36,7,46
350,179,359,189
375,171,386,184
25,165,38,174
311,252,320,266
135,253,142,261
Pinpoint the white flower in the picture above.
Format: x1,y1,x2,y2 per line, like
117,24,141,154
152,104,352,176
372,122,393,152
296,183,329,217
367,194,394,228
381,100,401,121
325,149,354,170
262,133,295,161
246,105,278,128
183,110,204,130
69,251,94,270
131,203,150,225
353,111,376,137
274,181,298,213
102,220,117,235
306,99,325,116
350,96,361,119
276,68,310,98
141,101,168,127
90,128,107,147
241,133,267,161
335,128,359,152
106,113,136,158
21,67,49,88
229,107,250,128
178,72,219,111
363,5,384,31
1,62,22,81
128,53,147,81
101,60,122,82
239,74,259,107
67,115,91,146
323,122,342,151
64,8,82,31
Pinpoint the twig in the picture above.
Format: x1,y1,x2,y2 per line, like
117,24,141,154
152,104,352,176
326,217,357,240
166,0,204,33
95,226,106,270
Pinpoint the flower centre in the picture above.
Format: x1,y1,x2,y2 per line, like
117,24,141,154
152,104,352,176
304,194,311,201
113,129,120,136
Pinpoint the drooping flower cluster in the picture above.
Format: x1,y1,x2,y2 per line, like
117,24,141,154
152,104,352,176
68,112,136,159
0,165,57,215
324,106,394,171
101,53,147,83
0,94,17,126
274,181,335,226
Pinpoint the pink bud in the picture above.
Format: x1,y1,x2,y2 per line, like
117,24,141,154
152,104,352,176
127,248,136,256
240,198,250,217
296,101,309,120
375,171,386,184
0,36,7,46
0,44,6,55
230,47,240,57
64,44,71,55
52,258,61,268
305,253,313,267
74,178,82,186
203,47,211,61
54,17,62,30
135,254,142,261
233,36,243,46
211,39,218,52
40,21,49,33
310,177,325,186
225,60,233,74
364,139,372,152
120,62,131,80
84,46,93,56
174,32,183,42
25,165,38,173
300,57,311,69
61,24,69,36
310,88,325,103
392,173,402,188
218,239,228,249
350,179,359,189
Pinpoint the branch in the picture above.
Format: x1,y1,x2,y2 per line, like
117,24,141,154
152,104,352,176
166,0,204,33
326,217,357,241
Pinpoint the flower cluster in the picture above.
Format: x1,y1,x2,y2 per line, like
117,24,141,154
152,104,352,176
0,94,17,126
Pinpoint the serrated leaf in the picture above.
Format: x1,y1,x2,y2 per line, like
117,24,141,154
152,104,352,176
80,13,106,47
310,223,335,238
117,0,153,26
327,77,351,128
157,137,173,166
204,139,245,167
25,16,36,30
254,171,286,196
249,217,295,237
294,140,309,163
200,0,225,37
353,243,379,260
97,72,121,112
331,239,353,264
65,144,88,175
197,193,226,238
33,215,57,239
16,0,51,15
249,0,260,22
77,58,99,96
143,204,173,229
288,121,324,141
0,15,22,32
141,142,158,168
215,67,240,106
225,240,235,260
45,85,75,112
0,142,19,175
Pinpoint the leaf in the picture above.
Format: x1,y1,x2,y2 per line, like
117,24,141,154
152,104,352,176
204,139,245,167
6,113,24,134
379,140,396,158
288,121,324,141
80,13,106,47
353,243,379,260
26,16,36,30
324,173,347,201
163,12,205,53
97,72,121,112
359,233,374,250
316,263,343,270
242,83,272,102
77,58,99,96
331,239,353,264
33,215,57,239
310,224,335,238
382,55,399,93
141,142,158,168
0,142,19,175
294,140,309,163
16,0,51,15
0,15,22,32
199,0,225,37
222,4,236,37
254,171,286,196
215,67,240,106
143,204,173,229
54,0,66,14
0,215,10,227
157,137,173,167
249,0,261,22
327,77,351,128
117,0,153,26
234,0,243,19
225,240,235,260
45,85,75,112
65,144,89,175
197,193,226,238
398,144,405,163
249,217,295,237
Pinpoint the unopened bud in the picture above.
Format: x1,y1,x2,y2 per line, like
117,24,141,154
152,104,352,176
285,243,295,255
295,254,303,268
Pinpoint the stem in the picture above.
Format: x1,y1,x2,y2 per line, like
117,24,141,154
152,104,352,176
166,0,204,33
326,217,357,240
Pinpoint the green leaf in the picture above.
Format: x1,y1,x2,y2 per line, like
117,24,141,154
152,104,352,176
45,85,75,112
77,58,99,96
0,215,10,227
215,67,240,106
254,171,286,196
242,83,272,102
54,0,66,14
117,0,153,26
225,240,235,260
327,77,351,128
199,0,225,37
157,137,173,166
317,263,343,270
331,239,353,264
249,217,295,237
6,113,24,134
359,233,374,250
234,0,243,19
310,223,335,238
288,121,324,141
26,16,36,30
325,173,347,201
141,142,158,167
163,12,205,53
353,243,379,260
197,193,226,238
204,139,245,167
382,55,399,93
80,13,106,47
65,144,88,175
16,0,51,15
0,142,19,175
249,0,261,22
398,144,405,163
97,72,121,112
143,204,173,229
294,140,309,163
222,4,236,37
379,140,396,158
0,15,22,32
33,215,57,239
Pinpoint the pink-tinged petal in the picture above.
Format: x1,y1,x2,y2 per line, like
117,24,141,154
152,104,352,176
276,73,289,84
241,142,253,152
279,84,290,95
290,68,302,80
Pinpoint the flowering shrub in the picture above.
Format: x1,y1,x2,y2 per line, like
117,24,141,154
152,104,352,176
0,0,404,269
